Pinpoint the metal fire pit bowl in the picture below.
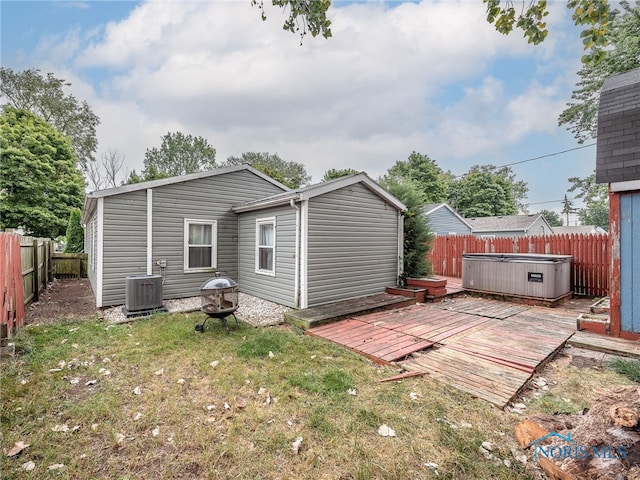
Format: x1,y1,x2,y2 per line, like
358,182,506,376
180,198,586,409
197,274,239,334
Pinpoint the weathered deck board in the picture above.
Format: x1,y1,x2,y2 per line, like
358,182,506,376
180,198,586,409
437,299,528,319
568,331,640,359
285,294,416,330
307,297,578,406
306,319,434,363
403,348,531,407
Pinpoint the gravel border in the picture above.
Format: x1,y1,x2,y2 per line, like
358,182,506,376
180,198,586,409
101,292,290,327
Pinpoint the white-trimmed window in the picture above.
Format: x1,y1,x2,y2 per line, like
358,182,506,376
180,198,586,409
184,219,217,272
255,217,276,276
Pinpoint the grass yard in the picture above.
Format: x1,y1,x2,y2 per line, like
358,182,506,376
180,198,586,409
0,313,635,479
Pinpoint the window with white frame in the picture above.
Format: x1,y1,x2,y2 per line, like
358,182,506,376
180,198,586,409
184,219,217,272
256,217,275,275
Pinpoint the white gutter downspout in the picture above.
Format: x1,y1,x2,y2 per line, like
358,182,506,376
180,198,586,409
146,189,153,275
300,199,309,308
290,199,301,308
397,210,404,285
96,198,104,308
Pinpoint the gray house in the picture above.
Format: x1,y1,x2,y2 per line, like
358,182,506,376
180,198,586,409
467,214,554,238
82,166,405,309
423,203,472,236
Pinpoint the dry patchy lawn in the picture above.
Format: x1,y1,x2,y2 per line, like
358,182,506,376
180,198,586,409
0,313,635,479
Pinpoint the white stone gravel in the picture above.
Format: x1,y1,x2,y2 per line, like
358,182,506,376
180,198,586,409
101,292,289,327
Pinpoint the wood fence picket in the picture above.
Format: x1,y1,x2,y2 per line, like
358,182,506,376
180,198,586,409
428,234,609,297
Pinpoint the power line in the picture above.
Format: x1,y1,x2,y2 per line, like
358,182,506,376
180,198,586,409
524,197,577,206
496,143,596,169
453,142,596,178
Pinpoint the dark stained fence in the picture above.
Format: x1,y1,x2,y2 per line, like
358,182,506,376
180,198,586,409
52,253,88,279
1,233,26,336
429,234,609,298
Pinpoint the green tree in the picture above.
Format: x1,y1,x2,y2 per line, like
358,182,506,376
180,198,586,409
127,132,217,183
322,168,359,181
448,165,525,217
260,0,612,61
63,208,84,253
379,177,433,284
224,152,310,189
568,172,609,230
559,1,640,143
539,209,564,227
384,152,449,204
0,107,85,238
0,68,100,171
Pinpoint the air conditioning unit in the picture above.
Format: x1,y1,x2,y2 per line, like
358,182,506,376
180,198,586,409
125,275,164,313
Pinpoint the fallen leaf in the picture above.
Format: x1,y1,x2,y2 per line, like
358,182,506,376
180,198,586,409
58,360,66,368
20,379,28,385
409,392,421,400
152,426,160,437
134,413,143,421
292,436,303,454
223,402,231,410
72,343,79,348
70,377,80,385
264,393,271,405
210,361,219,368
154,368,164,376
258,387,267,395
61,339,68,344
52,424,69,432
347,388,357,396
235,397,247,409
22,461,35,471
48,463,65,470
91,423,99,431
378,424,396,437
85,379,98,386
133,386,141,395
424,462,438,470
7,441,29,457
115,433,125,444
177,378,186,384
268,351,275,359
49,368,63,373
207,405,216,411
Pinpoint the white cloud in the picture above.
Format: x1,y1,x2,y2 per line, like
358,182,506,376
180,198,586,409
12,0,588,193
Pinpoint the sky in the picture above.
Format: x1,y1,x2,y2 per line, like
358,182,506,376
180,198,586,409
1,0,604,222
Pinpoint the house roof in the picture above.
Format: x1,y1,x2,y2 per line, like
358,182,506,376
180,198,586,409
552,225,606,235
232,172,406,213
81,165,289,223
466,214,552,233
423,203,472,229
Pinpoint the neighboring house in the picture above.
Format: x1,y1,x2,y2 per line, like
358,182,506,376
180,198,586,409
423,203,472,236
552,225,607,235
82,165,406,310
595,67,640,339
466,214,554,238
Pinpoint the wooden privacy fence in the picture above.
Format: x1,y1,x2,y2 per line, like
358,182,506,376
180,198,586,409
1,233,26,336
1,232,89,338
429,234,609,298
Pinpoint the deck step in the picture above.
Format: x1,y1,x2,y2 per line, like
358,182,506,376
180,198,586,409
284,293,416,330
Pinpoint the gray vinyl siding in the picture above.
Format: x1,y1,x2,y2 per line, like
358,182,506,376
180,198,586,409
98,169,284,307
237,206,297,307
151,170,284,301
307,183,399,306
528,216,553,236
102,190,147,306
426,208,472,236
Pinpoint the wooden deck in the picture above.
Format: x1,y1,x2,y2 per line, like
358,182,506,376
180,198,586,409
568,330,640,359
284,293,416,330
306,298,578,408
